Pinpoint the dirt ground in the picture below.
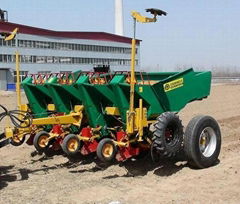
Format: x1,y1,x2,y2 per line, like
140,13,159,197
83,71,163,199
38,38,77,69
0,84,240,204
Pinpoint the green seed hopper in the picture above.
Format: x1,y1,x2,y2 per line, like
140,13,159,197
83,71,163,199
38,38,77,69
22,76,52,118
46,77,82,114
74,74,118,136
22,71,82,115
110,68,211,122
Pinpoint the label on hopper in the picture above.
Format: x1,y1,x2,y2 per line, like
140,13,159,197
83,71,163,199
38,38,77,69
164,78,184,92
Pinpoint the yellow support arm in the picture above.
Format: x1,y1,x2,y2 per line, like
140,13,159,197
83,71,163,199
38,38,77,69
127,8,167,135
4,106,84,140
131,11,157,23
32,111,83,127
15,51,21,109
4,28,19,41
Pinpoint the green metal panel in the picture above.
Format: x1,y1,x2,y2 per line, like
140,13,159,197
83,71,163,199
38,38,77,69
110,75,130,122
75,76,110,136
46,77,82,114
21,77,52,118
151,69,211,113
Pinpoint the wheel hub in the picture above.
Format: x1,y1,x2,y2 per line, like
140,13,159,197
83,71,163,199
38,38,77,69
102,144,114,158
38,135,48,148
67,138,78,152
199,127,217,157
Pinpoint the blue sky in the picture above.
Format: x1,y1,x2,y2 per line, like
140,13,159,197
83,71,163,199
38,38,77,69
1,0,240,71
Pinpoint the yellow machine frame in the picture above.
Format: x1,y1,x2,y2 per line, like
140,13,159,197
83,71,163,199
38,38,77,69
5,105,84,141
126,9,164,139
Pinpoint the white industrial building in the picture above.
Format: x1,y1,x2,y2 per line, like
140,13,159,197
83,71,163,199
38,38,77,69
0,17,140,90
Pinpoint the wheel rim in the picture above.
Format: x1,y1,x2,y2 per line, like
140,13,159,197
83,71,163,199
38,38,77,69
38,135,49,148
199,127,217,157
67,138,79,152
102,143,114,158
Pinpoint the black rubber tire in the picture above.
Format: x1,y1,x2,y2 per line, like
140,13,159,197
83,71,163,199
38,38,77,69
33,131,50,152
152,112,183,158
96,138,118,163
184,115,221,169
62,134,81,156
10,135,26,146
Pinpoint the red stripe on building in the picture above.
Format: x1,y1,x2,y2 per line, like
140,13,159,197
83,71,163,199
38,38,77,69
0,21,140,44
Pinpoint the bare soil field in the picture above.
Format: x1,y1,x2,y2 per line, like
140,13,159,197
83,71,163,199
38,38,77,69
0,84,240,204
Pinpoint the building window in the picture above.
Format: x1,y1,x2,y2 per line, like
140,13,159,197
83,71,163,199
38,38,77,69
37,71,51,74
1,38,134,54
60,71,71,73
21,55,32,63
46,56,53,63
0,38,16,47
13,71,28,82
36,56,46,63
0,54,13,63
0,54,137,67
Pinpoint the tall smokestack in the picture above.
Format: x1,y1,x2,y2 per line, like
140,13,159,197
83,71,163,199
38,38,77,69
115,0,124,36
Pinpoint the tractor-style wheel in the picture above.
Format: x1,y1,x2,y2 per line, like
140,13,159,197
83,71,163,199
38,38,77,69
33,131,50,153
10,135,26,146
97,138,117,162
151,112,183,159
62,134,82,156
184,115,221,169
